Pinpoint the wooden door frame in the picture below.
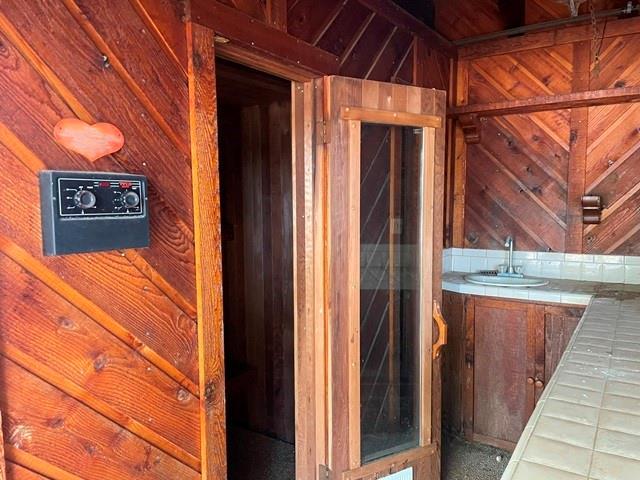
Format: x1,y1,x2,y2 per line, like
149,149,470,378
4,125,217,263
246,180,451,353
188,21,446,480
0,410,5,480
188,19,326,480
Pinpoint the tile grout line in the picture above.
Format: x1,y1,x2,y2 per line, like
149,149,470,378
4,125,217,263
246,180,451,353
585,300,621,479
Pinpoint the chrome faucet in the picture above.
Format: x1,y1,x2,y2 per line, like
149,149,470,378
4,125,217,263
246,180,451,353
504,235,514,274
497,235,523,277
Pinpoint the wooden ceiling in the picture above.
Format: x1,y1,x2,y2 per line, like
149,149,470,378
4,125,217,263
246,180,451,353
394,0,634,41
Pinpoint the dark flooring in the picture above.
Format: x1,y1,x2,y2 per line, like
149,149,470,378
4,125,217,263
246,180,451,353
442,435,511,480
226,428,510,480
227,426,295,480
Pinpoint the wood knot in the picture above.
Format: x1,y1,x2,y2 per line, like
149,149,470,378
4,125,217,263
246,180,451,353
569,130,578,146
93,354,108,372
58,316,75,330
47,417,65,429
615,80,626,88
80,439,98,456
193,52,203,70
204,381,215,405
176,389,190,403
135,446,155,472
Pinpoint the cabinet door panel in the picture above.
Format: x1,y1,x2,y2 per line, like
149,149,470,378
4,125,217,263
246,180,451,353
544,305,584,383
473,299,534,445
442,291,466,434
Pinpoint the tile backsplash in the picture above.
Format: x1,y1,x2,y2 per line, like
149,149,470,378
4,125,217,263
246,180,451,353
443,248,640,284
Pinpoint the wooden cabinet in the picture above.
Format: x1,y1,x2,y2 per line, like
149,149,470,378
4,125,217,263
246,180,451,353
442,292,584,451
467,297,545,449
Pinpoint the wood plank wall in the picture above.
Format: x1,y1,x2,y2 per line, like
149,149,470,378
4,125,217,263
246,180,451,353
435,0,509,41
451,16,640,255
285,0,451,89
0,0,449,479
525,0,629,25
219,99,295,444
435,0,629,41
0,0,200,478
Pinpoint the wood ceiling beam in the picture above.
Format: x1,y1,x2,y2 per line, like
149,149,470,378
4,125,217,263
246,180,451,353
459,15,640,59
449,86,640,118
190,0,339,79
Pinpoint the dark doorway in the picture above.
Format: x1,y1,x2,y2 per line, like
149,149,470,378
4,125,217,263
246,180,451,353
216,58,295,480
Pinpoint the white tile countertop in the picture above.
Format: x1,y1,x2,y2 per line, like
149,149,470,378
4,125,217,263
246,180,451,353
501,296,640,480
441,272,640,479
442,271,640,305
443,271,591,305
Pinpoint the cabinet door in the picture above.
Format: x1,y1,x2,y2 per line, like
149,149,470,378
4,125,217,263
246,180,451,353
469,297,544,450
442,291,465,434
544,305,584,384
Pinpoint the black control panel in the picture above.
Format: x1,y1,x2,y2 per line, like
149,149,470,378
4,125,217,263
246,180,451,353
57,177,145,217
40,171,150,256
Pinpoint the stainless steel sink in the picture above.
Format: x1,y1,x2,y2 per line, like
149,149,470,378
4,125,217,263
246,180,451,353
464,274,549,288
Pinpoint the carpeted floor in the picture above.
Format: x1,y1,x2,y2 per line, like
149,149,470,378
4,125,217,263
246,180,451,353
226,428,510,480
442,435,511,480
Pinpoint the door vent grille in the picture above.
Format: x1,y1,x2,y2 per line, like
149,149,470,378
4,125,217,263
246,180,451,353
380,467,413,480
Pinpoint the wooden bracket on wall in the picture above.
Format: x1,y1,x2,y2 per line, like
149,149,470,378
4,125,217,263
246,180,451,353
458,113,481,144
582,195,602,224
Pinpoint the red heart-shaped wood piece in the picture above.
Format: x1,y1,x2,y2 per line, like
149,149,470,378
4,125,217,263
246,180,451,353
54,118,124,162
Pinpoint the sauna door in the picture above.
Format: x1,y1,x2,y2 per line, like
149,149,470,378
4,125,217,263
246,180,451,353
319,76,445,480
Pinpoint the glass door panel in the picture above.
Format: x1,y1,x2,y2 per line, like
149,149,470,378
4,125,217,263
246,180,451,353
360,124,425,463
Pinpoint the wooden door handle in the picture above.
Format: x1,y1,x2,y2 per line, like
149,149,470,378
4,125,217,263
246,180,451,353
432,300,448,360
534,379,544,388
527,377,535,385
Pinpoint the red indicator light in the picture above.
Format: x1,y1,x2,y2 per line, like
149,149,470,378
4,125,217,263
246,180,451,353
119,181,132,189
99,181,110,188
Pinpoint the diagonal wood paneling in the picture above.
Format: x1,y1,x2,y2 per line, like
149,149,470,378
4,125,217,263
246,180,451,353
0,0,451,478
0,2,197,305
434,0,508,41
526,0,629,25
0,0,201,478
465,114,569,251
584,102,640,254
454,16,640,257
287,0,451,88
434,0,628,40
591,32,640,90
583,33,640,255
464,47,573,251
468,45,574,104
0,358,200,480
0,253,200,465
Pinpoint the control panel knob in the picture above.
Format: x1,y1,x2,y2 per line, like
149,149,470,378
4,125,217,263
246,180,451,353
121,190,140,209
73,190,97,210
